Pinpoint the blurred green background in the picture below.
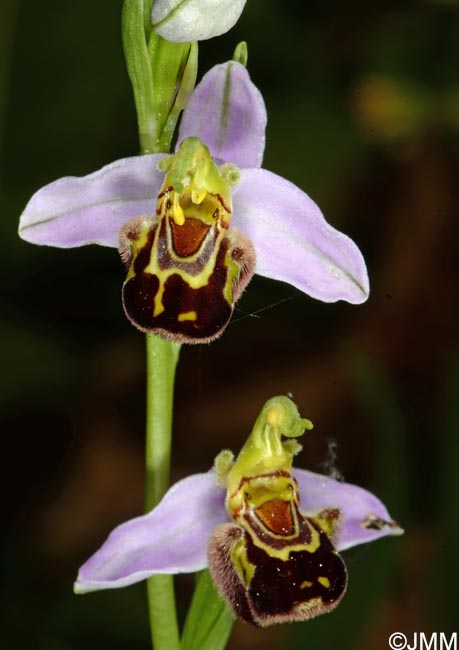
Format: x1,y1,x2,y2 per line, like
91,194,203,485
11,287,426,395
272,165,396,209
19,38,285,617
1,1,458,648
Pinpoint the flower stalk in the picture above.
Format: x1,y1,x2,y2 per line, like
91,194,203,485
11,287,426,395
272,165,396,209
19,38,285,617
145,333,181,513
145,334,181,650
122,1,187,648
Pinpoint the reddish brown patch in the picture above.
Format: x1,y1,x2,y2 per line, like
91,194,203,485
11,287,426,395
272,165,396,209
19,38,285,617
122,235,234,343
170,218,210,257
255,499,294,536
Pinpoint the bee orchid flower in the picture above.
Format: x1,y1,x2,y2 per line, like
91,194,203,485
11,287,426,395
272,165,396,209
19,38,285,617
74,397,402,627
19,61,369,343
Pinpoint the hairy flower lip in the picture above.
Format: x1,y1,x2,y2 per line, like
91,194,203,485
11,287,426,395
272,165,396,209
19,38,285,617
74,468,402,595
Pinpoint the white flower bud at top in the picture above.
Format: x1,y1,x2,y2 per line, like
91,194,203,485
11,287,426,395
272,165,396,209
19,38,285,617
152,0,247,43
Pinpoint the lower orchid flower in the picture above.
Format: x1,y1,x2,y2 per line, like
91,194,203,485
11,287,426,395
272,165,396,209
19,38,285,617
19,59,369,343
75,396,402,627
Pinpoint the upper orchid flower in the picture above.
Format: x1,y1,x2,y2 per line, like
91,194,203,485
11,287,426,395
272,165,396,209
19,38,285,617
152,0,248,42
75,396,402,626
19,60,369,343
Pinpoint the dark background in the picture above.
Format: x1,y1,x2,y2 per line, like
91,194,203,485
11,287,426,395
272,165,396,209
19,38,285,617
1,1,458,648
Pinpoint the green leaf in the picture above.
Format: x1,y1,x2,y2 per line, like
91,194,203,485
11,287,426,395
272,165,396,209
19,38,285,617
181,571,234,650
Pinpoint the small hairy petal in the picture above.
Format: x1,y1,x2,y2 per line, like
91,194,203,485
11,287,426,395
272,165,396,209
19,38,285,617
74,473,226,593
152,0,247,42
295,469,403,550
178,62,266,168
19,155,164,249
232,169,370,304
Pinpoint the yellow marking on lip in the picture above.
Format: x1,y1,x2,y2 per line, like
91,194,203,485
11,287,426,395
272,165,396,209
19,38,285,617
178,311,197,322
300,580,313,589
231,537,255,588
153,282,166,317
318,576,330,589
244,515,321,561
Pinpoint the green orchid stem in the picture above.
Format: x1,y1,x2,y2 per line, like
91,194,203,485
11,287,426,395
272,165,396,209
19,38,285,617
145,334,181,510
145,333,181,650
122,2,194,647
